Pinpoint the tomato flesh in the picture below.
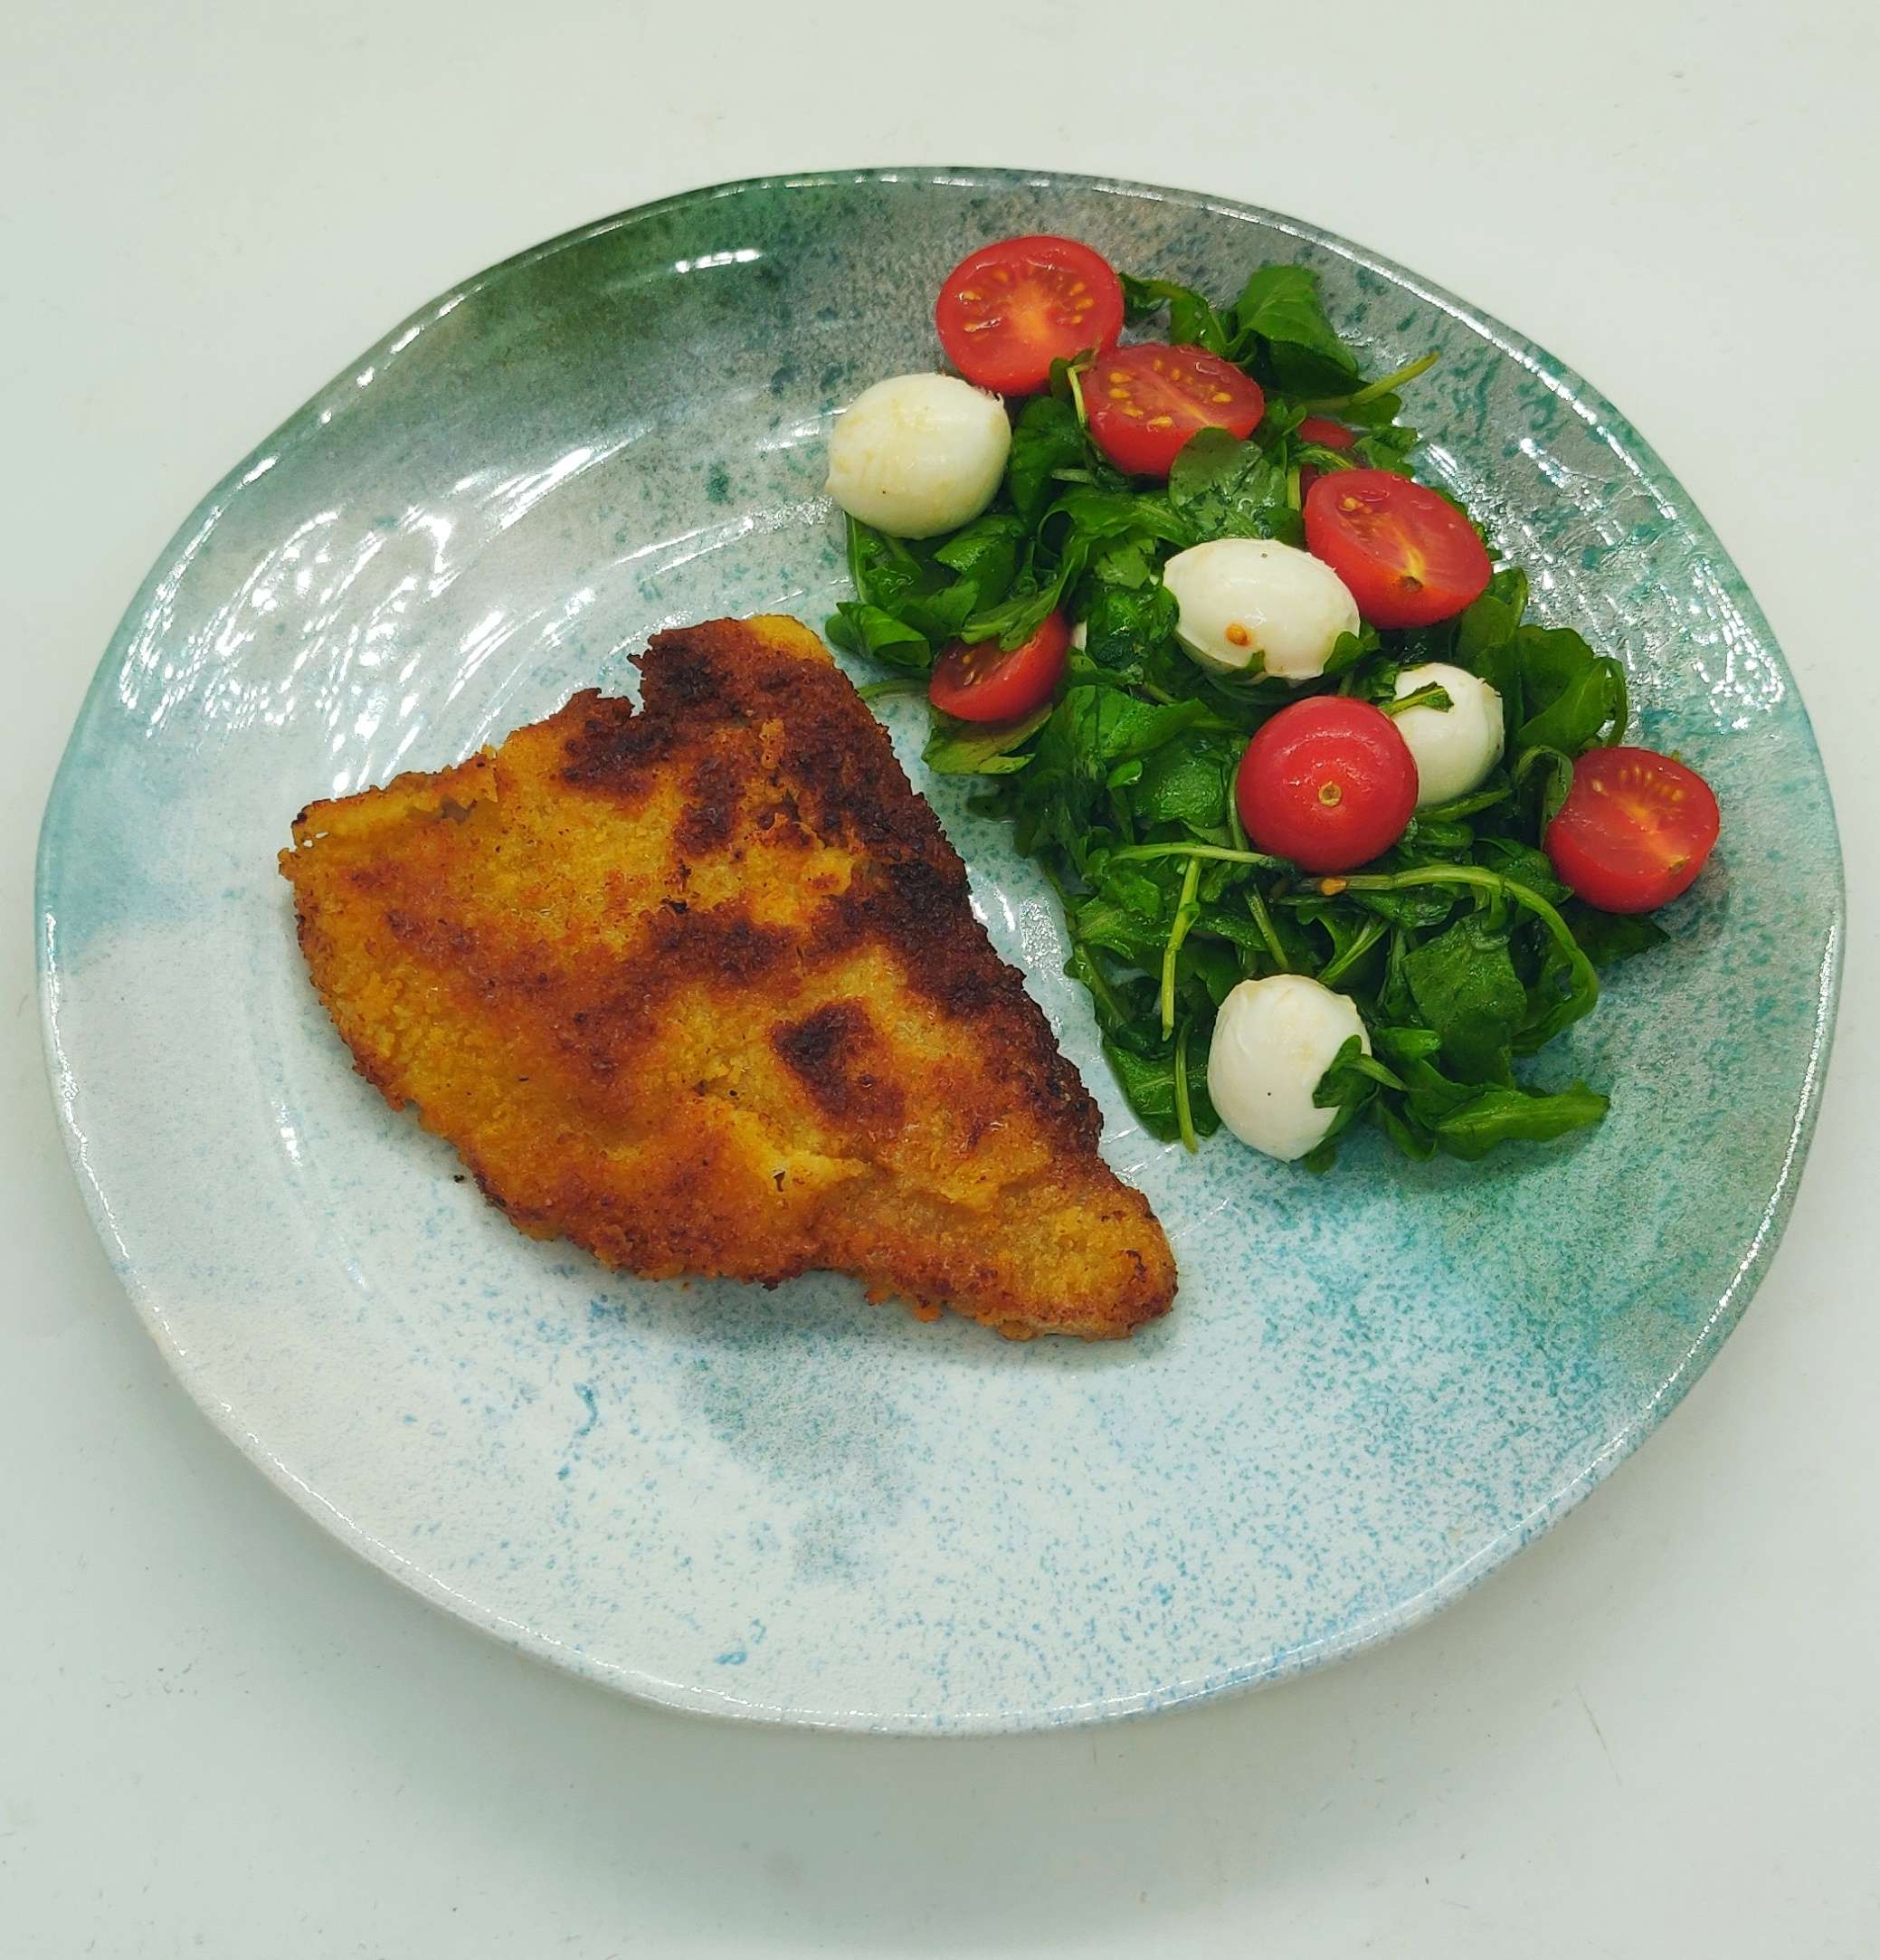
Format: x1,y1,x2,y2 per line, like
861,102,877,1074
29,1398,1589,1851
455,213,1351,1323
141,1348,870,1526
935,235,1125,396
1545,747,1721,912
1234,696,1418,872
928,611,1071,724
1304,468,1492,629
1083,344,1266,478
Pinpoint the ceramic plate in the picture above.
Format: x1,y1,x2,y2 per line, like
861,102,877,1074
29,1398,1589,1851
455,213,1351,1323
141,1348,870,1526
38,169,1841,1732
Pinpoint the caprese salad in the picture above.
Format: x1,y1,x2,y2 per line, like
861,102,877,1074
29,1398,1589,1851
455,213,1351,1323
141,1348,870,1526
823,233,1722,1167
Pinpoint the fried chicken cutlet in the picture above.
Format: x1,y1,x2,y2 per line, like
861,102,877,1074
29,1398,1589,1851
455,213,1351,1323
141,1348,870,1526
280,615,1176,1339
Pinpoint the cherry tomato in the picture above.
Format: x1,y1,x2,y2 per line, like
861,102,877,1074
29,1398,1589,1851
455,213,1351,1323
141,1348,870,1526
1296,415,1356,496
1303,469,1492,629
935,236,1125,396
1234,696,1418,872
1083,344,1266,478
1544,747,1721,913
928,611,1071,724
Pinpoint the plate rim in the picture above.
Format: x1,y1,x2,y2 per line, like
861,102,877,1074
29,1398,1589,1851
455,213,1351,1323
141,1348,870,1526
35,166,1847,1733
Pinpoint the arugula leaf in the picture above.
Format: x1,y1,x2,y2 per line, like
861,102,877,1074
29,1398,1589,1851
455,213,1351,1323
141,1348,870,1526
832,512,1032,655
1120,273,1231,354
1045,485,1192,547
933,511,1025,600
825,601,930,671
960,487,1191,651
1367,1024,1600,1158
1565,903,1671,968
1375,1098,1438,1160
1007,395,1091,522
1353,418,1419,471
1416,774,1514,825
1514,626,1627,754
1167,429,1298,543
1455,577,1528,671
1102,1034,1221,1144
1403,915,1525,1083
1070,891,1173,971
1513,743,1577,826
846,517,928,614
1372,1025,1477,1127
922,702,1053,776
996,688,1221,870
1130,729,1239,833
1081,577,1177,677
1229,265,1363,396
1474,836,1569,903
1431,1081,1609,1159
1385,681,1454,717
1343,880,1461,930
1037,689,1220,779
1088,537,1155,590
1302,1033,1407,1171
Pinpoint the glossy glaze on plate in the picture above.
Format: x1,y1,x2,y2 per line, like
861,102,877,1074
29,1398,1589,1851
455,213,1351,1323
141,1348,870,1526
37,169,1841,1731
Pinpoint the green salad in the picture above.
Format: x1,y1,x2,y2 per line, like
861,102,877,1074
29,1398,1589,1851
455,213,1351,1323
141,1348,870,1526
820,235,1720,1169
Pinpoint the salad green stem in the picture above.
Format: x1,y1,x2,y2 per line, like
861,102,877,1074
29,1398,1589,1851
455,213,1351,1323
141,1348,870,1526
856,676,927,701
1161,856,1203,1035
1112,842,1288,871
1244,880,1291,975
1336,863,1599,1032
1173,1019,1199,1154
1317,914,1389,987
1418,779,1514,822
1599,658,1630,747
1069,933,1128,1026
1300,349,1440,414
1382,683,1452,718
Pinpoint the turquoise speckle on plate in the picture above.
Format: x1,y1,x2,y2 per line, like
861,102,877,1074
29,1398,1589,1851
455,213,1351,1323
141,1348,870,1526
36,168,1842,1732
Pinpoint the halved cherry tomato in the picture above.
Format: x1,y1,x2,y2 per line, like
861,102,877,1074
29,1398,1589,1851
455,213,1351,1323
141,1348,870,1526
928,611,1071,724
935,236,1125,396
1082,344,1266,478
1234,696,1417,872
1296,416,1356,496
1304,469,1492,629
1544,747,1721,913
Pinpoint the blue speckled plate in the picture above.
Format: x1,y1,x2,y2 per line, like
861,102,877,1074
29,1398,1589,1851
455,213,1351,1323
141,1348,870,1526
38,170,1842,1732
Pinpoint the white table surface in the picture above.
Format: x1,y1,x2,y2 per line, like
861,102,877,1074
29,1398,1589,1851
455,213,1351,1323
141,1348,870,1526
6,3,1877,1952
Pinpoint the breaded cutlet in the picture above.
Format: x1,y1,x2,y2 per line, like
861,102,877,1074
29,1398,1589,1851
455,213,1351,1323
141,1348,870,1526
280,614,1176,1339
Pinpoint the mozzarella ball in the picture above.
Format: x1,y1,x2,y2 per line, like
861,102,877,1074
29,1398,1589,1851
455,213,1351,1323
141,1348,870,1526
1163,538,1360,681
1207,974,1370,1163
825,374,1011,538
1391,661,1505,806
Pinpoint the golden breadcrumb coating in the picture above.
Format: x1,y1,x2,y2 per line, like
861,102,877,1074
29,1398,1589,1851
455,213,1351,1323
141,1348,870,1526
280,614,1176,1339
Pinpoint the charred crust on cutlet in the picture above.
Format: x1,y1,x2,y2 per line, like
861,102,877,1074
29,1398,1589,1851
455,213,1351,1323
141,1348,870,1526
558,689,680,793
639,625,1106,1157
817,861,1105,1156
636,625,755,722
777,693,946,857
772,1001,907,1130
645,900,792,984
673,749,742,855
